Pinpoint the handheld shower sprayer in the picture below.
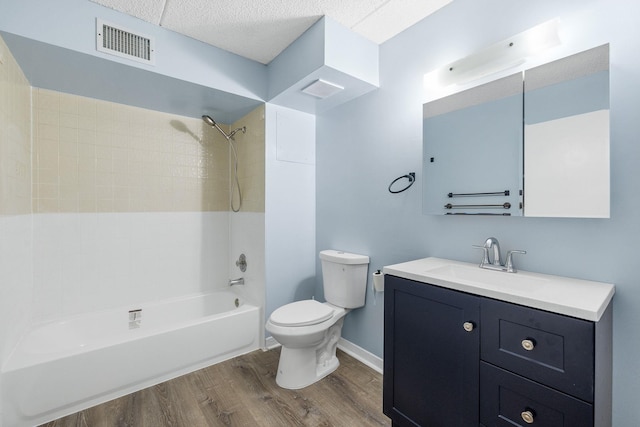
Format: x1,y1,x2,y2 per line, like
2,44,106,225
202,115,245,140
201,114,245,212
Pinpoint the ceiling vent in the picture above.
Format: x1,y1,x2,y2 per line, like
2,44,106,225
302,79,344,99
96,19,155,65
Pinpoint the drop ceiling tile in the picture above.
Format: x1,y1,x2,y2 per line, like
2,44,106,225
91,0,166,24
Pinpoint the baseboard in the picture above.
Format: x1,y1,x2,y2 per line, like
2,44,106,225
263,336,383,374
264,336,280,350
337,338,383,374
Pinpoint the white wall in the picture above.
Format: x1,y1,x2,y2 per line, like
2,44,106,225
264,104,316,327
0,34,33,424
0,216,31,425
31,212,229,322
0,216,32,360
229,212,265,342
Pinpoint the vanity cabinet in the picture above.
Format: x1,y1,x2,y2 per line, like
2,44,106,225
383,275,612,427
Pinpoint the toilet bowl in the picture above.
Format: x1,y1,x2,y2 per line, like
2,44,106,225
266,300,347,389
266,250,369,389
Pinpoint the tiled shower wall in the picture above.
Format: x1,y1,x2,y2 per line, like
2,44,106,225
230,106,265,212
32,88,265,214
0,37,31,215
1,31,266,327
29,91,265,321
0,35,33,367
33,88,231,213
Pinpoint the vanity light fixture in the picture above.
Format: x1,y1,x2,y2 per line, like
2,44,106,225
301,79,344,99
424,18,561,88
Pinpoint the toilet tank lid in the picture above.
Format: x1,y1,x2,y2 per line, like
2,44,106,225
320,250,369,265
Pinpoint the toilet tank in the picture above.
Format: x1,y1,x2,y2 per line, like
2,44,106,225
320,250,370,309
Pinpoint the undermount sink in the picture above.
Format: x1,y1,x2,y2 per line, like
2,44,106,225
383,257,614,321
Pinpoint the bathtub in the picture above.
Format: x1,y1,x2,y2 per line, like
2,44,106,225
1,290,260,427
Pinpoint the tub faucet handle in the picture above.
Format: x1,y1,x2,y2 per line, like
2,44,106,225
236,254,247,272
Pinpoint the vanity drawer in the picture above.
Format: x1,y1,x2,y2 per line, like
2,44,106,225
480,362,593,427
481,298,594,402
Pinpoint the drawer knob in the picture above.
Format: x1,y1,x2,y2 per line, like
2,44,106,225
463,321,474,332
521,339,535,351
521,410,535,424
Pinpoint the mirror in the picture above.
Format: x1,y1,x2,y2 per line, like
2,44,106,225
422,44,610,218
423,74,524,216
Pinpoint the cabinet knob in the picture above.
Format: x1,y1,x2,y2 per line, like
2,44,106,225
521,339,536,351
521,410,535,424
463,322,474,332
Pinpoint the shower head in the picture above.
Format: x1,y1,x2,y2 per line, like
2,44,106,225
202,115,216,127
202,114,246,141
202,114,230,140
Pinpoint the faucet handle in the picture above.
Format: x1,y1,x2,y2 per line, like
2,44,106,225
472,244,490,267
505,250,527,273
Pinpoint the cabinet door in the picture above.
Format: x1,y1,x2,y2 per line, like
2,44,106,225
384,276,480,427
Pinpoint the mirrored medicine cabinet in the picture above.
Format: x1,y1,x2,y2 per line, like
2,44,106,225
422,44,610,218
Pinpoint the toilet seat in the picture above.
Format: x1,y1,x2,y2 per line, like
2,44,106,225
270,300,334,327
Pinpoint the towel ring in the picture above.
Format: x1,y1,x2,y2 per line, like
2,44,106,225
388,172,415,194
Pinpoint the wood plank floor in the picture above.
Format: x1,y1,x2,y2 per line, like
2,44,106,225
41,348,390,427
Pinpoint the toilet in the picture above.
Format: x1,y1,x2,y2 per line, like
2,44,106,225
265,249,369,389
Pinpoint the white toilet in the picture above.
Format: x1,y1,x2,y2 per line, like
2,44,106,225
265,249,369,389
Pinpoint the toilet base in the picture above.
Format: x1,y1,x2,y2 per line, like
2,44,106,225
274,318,343,389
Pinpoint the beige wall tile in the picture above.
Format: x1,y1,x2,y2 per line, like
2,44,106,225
0,35,31,215
30,88,264,213
36,90,59,111
59,197,79,213
78,196,96,213
231,104,265,213
59,92,79,115
60,112,79,129
37,198,58,213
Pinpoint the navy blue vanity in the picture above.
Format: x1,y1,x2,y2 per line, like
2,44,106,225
383,258,614,427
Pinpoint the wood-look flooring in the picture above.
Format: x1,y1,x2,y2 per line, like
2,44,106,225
41,348,389,427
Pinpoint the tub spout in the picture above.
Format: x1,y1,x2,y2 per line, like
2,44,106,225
229,278,244,286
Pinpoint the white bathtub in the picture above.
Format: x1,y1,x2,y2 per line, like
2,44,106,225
1,290,260,427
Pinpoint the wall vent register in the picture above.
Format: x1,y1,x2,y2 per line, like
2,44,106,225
96,19,155,65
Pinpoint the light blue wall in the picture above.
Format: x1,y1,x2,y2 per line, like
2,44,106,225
0,0,267,123
316,0,640,425
267,17,379,115
267,18,326,99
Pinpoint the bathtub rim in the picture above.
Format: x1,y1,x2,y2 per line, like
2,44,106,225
2,289,258,373
1,297,261,427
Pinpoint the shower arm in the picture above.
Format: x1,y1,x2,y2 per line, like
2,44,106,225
228,126,247,140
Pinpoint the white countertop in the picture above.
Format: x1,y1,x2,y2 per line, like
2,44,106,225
383,257,615,321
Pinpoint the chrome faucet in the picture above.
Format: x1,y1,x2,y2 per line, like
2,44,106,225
485,237,502,267
229,277,245,286
473,237,526,273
